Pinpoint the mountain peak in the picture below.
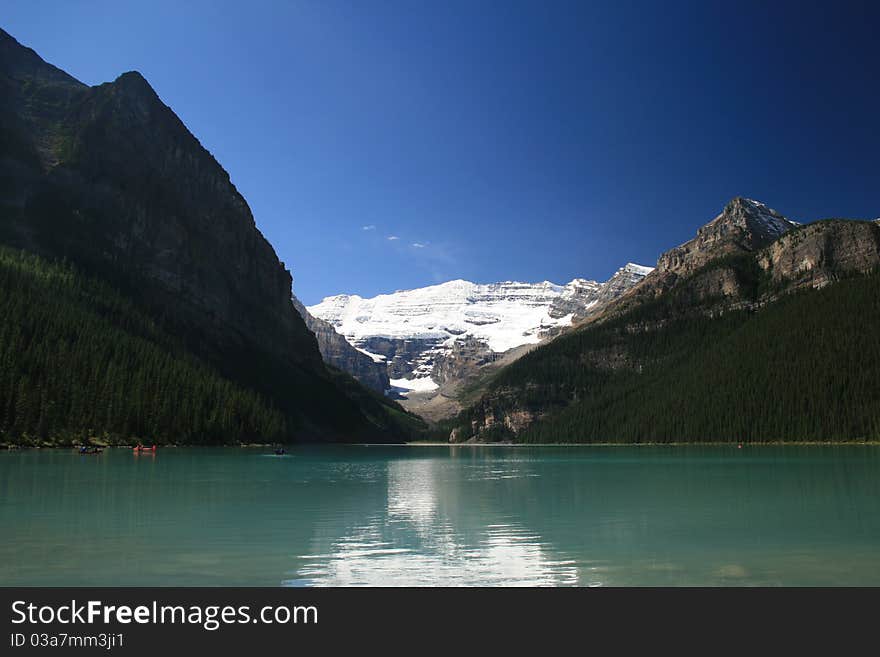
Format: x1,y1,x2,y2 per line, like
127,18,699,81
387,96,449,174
107,70,162,105
658,198,797,276
115,70,150,85
727,195,767,210
715,196,796,242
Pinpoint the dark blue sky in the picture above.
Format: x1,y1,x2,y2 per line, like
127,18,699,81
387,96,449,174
5,1,879,304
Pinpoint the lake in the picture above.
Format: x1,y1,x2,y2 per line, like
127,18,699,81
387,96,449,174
1,445,879,586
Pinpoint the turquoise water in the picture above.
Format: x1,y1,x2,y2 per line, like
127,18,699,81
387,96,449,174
1,445,879,586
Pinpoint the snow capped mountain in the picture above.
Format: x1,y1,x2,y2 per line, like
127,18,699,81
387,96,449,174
308,263,653,394
312,279,571,354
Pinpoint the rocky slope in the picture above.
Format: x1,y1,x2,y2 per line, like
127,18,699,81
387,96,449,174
607,201,880,322
0,28,421,442
452,199,880,443
308,264,652,401
757,219,880,291
292,296,390,393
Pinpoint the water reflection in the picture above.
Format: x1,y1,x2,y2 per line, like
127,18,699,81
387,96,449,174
2,446,880,586
286,457,580,586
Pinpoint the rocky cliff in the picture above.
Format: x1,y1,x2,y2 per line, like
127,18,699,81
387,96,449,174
292,296,390,393
757,219,880,291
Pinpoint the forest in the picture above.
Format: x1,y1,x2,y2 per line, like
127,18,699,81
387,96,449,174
0,246,290,446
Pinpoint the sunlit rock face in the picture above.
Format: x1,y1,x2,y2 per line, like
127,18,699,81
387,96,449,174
657,197,798,277
756,219,880,291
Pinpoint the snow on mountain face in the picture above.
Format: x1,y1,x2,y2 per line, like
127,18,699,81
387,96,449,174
312,279,569,354
308,264,653,391
622,263,654,276
740,198,799,236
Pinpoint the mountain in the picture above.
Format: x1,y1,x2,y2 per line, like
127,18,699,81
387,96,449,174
448,199,880,443
608,198,879,320
307,264,652,416
0,28,423,444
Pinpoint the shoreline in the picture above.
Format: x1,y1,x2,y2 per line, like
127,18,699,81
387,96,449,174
407,440,880,447
4,440,880,450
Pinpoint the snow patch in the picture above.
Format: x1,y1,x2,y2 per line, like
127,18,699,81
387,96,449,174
743,198,798,235
390,377,439,396
356,347,386,363
623,263,654,276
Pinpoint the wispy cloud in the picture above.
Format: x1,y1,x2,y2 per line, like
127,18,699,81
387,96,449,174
362,224,376,231
407,240,460,283
383,232,460,282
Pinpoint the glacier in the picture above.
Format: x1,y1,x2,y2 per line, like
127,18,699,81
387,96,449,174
308,263,653,392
